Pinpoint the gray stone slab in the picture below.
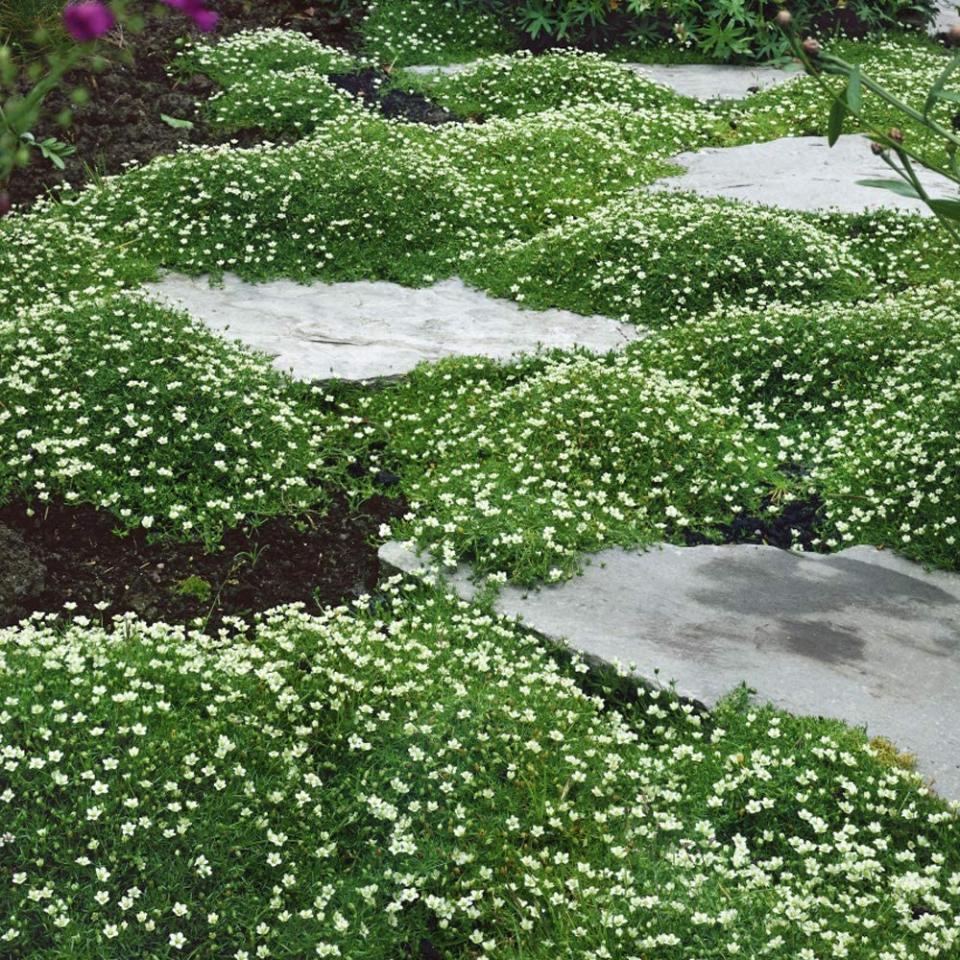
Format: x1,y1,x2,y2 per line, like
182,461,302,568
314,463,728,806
144,274,641,381
651,134,958,214
380,540,960,803
623,62,801,100
936,0,959,32
403,60,801,100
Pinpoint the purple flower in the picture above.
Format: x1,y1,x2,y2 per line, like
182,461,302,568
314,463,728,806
160,0,218,32
62,1,115,42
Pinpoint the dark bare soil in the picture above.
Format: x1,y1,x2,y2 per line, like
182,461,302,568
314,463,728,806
0,491,405,629
328,68,462,125
684,492,825,552
7,0,366,209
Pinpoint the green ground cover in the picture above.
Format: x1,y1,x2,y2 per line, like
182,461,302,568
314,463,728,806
361,0,514,66
3,582,958,958
2,31,958,575
337,285,959,581
726,35,957,165
2,15,960,960
0,295,336,547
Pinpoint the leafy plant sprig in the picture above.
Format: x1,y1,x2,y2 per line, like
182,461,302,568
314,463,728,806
778,11,960,241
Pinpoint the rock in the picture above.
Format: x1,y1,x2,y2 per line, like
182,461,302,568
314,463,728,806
143,275,643,382
0,524,46,611
936,0,959,33
650,135,958,215
380,539,960,803
622,62,801,100
403,61,802,101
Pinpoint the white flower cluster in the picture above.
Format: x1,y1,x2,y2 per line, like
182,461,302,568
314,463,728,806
361,0,510,66
398,48,694,119
1,584,957,957
175,29,369,134
176,28,361,83
0,294,332,546
643,283,960,567
351,352,774,581
469,186,869,324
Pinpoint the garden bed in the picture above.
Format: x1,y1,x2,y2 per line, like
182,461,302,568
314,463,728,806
6,0,364,208
1,6,959,956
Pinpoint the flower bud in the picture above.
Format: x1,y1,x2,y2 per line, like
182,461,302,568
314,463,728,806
870,141,886,156
62,1,115,42
0,191,9,218
801,37,822,56
775,9,792,27
888,127,904,144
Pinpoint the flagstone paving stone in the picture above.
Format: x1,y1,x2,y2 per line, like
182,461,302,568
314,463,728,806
651,134,958,214
380,539,960,802
144,274,642,381
937,0,959,32
404,60,801,100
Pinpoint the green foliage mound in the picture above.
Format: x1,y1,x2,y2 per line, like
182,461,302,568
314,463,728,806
396,48,690,119
3,584,957,958
361,0,512,65
808,296,960,566
175,28,360,86
174,29,369,135
468,189,869,326
640,286,960,429
351,351,777,582
0,294,333,547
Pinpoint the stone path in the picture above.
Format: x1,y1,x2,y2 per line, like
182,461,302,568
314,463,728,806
381,540,960,803
651,134,958,215
144,274,642,381
404,60,800,101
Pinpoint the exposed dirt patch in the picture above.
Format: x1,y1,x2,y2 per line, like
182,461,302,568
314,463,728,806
328,68,463,125
684,491,826,552
7,0,366,210
0,490,405,629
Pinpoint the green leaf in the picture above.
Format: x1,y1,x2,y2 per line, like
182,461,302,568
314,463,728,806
857,178,921,199
928,198,960,221
846,66,861,112
930,89,960,105
924,54,960,118
160,113,194,130
827,95,846,146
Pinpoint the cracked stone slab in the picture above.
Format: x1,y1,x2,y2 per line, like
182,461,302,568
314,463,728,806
380,540,960,803
143,274,642,381
650,134,958,215
403,60,801,100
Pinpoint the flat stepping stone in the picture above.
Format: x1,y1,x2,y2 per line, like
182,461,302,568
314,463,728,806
651,134,957,214
403,60,800,101
622,62,801,100
144,274,641,381
936,0,959,32
381,540,960,803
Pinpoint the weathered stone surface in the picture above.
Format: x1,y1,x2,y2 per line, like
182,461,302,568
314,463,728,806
144,275,642,382
380,540,960,802
404,60,800,101
0,524,45,611
936,0,959,32
651,134,958,215
623,62,801,100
